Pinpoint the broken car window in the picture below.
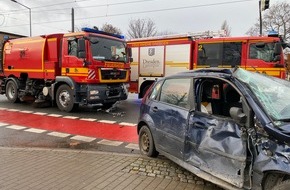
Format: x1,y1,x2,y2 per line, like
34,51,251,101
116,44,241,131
234,68,290,122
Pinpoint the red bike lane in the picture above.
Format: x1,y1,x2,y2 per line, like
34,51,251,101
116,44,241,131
0,110,138,144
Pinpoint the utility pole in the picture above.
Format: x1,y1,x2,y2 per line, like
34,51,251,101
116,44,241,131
72,8,75,32
259,0,270,36
259,1,262,36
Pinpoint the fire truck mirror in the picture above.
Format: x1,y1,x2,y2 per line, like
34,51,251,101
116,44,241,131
78,39,86,59
274,42,282,56
128,47,132,57
273,55,281,62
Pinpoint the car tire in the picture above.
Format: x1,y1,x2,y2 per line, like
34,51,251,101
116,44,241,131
139,125,159,157
272,179,290,190
6,80,20,103
56,84,78,112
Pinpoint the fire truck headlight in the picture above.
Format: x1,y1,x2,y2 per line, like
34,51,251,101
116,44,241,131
90,90,99,95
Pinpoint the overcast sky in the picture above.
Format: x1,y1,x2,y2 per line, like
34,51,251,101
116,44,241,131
0,0,288,38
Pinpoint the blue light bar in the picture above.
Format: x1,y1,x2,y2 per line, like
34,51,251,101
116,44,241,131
268,29,278,37
81,27,124,39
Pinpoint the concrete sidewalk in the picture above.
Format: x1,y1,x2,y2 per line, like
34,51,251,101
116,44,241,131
0,147,222,190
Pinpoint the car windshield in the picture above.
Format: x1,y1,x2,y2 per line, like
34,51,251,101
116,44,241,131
234,68,290,122
90,36,126,62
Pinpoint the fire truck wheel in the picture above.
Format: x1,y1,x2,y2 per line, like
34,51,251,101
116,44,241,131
6,80,20,103
56,84,78,112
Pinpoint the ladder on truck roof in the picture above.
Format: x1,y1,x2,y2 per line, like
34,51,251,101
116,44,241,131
128,30,227,41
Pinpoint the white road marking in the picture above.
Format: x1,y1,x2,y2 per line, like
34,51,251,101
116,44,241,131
98,120,116,124
70,135,96,142
80,118,97,122
6,125,27,130
7,109,20,112
0,109,137,148
19,110,34,114
47,114,62,117
33,112,47,115
97,139,123,146
63,116,79,119
125,143,139,150
119,122,137,127
24,128,46,133
0,122,9,127
47,132,71,138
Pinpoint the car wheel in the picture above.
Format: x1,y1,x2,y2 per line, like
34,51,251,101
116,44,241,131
6,80,20,103
272,179,290,190
139,125,159,157
56,84,78,112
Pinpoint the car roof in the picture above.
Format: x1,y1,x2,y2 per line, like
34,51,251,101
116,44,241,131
167,67,234,79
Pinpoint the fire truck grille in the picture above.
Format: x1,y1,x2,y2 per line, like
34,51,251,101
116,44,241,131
101,70,127,80
107,89,120,97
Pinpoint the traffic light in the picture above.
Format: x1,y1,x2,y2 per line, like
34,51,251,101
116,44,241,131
261,0,270,11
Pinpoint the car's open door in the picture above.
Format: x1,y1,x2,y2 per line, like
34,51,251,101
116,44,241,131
184,78,248,188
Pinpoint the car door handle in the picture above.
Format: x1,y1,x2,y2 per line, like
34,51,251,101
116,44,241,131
152,106,158,112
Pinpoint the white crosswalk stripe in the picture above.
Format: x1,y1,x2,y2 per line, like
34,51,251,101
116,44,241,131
6,125,27,130
70,135,96,142
97,139,123,146
25,128,46,133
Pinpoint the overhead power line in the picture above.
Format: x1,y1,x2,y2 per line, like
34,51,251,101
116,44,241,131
2,0,255,28
0,0,156,15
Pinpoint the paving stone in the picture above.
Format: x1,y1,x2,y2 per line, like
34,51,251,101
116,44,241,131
0,147,223,190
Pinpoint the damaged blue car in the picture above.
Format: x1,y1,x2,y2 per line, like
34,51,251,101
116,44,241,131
137,68,290,190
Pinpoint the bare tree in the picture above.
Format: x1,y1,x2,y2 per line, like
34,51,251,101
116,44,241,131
156,30,175,36
221,20,231,36
101,23,122,35
127,18,157,39
246,2,290,41
246,23,261,36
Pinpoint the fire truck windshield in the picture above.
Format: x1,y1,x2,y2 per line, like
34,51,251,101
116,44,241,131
90,36,126,62
249,42,278,62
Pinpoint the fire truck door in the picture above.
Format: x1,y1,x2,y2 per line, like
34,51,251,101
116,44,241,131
63,39,86,76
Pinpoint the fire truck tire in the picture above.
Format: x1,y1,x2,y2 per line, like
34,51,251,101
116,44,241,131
6,80,20,103
56,84,78,112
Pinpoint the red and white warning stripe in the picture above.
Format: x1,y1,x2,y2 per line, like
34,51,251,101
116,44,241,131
88,69,96,79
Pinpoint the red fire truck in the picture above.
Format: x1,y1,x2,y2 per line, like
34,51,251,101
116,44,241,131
0,28,132,112
128,30,285,98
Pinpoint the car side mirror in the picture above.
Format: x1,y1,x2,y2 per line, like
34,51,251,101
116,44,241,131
230,107,246,124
